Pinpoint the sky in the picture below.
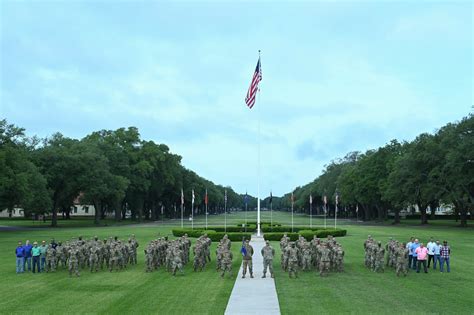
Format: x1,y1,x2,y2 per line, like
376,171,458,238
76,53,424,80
1,0,472,197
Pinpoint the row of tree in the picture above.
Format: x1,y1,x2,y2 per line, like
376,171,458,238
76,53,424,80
0,120,258,226
280,114,473,227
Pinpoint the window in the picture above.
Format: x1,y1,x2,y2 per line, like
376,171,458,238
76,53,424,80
84,206,89,214
74,206,77,214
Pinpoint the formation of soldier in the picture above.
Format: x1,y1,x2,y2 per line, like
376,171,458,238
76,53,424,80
280,234,344,277
144,234,191,276
39,235,139,277
363,235,409,276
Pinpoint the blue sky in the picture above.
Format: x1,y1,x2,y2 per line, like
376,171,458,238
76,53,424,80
1,0,472,197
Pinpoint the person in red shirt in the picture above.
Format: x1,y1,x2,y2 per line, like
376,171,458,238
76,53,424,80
415,243,429,273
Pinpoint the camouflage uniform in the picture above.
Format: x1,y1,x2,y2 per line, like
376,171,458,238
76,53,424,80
241,241,254,278
287,243,299,278
319,243,330,277
261,241,275,278
68,245,80,277
46,246,57,272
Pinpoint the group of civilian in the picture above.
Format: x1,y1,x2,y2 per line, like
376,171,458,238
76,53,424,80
406,237,451,274
15,239,57,274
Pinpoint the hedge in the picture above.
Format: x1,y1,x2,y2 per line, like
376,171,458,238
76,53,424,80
213,226,256,232
263,228,347,241
171,228,252,242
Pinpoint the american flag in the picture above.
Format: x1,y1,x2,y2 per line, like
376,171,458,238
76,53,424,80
205,189,208,205
245,57,262,109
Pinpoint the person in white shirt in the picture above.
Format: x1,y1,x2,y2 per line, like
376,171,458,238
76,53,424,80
406,237,414,268
432,240,441,270
427,237,435,268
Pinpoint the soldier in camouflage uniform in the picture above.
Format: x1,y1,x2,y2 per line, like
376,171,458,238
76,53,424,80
89,243,100,272
220,245,233,278
241,239,254,278
261,240,275,278
287,242,299,278
301,243,312,271
171,244,184,276
374,241,385,272
396,242,409,277
334,244,344,272
319,243,330,277
45,245,57,272
68,244,80,277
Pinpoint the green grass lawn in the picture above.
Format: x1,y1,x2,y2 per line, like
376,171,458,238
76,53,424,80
1,211,472,314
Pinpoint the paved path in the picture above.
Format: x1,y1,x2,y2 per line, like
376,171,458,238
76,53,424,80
225,235,280,315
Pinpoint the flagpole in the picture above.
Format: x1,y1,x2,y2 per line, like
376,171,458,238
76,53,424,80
291,198,294,233
205,189,208,230
310,195,312,229
335,204,337,229
191,196,194,230
257,50,261,237
224,190,227,233
181,203,183,228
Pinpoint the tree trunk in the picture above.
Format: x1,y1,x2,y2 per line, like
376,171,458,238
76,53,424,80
51,202,57,227
65,207,70,219
93,200,101,225
393,208,400,224
418,203,428,224
114,200,121,221
460,209,467,227
101,203,106,220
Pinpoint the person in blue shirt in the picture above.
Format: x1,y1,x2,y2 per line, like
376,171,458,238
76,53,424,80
23,240,33,272
432,240,441,270
410,239,420,270
15,241,25,273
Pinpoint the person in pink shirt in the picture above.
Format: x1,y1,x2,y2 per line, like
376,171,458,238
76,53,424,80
415,243,429,273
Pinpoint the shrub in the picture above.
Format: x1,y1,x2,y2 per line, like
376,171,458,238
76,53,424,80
213,226,256,232
263,229,347,242
171,228,252,242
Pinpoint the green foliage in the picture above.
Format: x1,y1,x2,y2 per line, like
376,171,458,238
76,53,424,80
171,228,252,241
263,228,347,241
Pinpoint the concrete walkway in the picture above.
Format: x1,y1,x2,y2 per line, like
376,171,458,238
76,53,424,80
225,235,280,315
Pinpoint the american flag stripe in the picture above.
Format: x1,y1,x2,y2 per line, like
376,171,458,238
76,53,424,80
245,57,262,108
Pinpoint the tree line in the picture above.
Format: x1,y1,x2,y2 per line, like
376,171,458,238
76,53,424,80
279,114,473,227
0,120,258,226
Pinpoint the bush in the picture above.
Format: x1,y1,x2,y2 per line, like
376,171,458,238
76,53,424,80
171,229,210,238
206,232,252,242
213,226,256,232
263,228,347,242
171,228,252,242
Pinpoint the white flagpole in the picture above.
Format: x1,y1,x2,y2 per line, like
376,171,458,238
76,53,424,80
181,189,184,228
257,50,261,237
191,190,194,230
205,189,208,230
291,192,294,233
310,194,312,228
270,194,273,228
224,190,227,233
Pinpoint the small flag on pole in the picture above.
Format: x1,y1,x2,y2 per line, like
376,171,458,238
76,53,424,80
181,189,184,205
244,191,248,205
356,205,359,213
323,195,327,205
224,190,227,203
205,189,208,205
335,192,339,205
309,194,313,205
245,56,262,109
269,191,273,205
192,189,195,204
291,192,294,206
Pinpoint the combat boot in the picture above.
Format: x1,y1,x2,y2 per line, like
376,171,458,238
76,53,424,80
271,273,274,278
262,273,266,278
250,273,254,278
